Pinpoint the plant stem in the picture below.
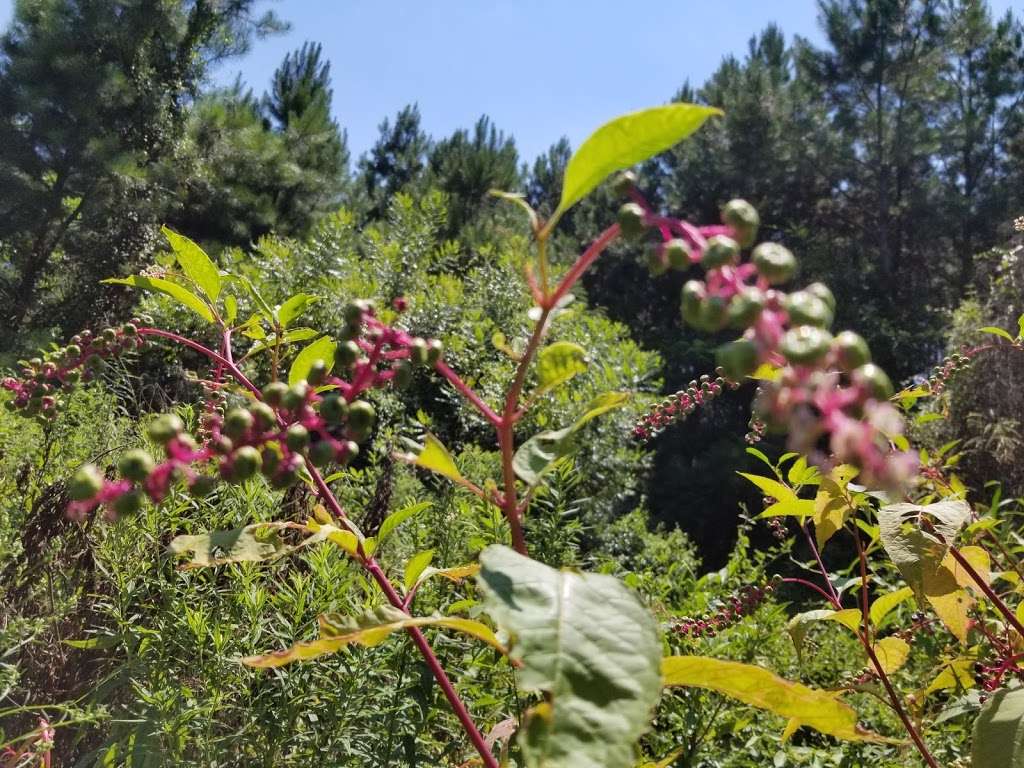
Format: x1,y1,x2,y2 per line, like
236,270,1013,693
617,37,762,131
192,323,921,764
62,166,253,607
143,327,498,768
949,545,1024,637
435,361,502,426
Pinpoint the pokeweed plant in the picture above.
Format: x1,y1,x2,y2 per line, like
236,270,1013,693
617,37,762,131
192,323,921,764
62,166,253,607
4,102,1024,768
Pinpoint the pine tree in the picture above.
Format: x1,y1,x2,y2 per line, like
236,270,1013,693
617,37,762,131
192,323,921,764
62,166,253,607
358,104,430,219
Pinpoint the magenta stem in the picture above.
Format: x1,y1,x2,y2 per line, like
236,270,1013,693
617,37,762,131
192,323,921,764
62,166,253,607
780,577,839,607
436,361,503,426
547,224,620,308
949,545,1024,638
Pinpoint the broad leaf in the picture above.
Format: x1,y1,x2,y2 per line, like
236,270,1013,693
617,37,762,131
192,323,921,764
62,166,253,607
169,523,292,568
478,545,662,768
103,275,213,322
288,336,337,385
535,341,588,394
162,226,221,300
979,326,1015,343
869,587,915,628
513,392,629,485
924,658,974,696
788,609,860,657
555,103,721,220
243,604,505,668
376,501,432,545
402,434,462,482
872,636,910,674
973,687,1024,768
661,656,885,742
306,519,361,557
813,465,859,549
738,472,798,504
276,293,317,327
404,550,435,591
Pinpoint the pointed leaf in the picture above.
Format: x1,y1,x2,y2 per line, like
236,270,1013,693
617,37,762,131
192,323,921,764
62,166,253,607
169,523,292,568
403,434,463,482
103,276,213,322
404,550,435,591
556,104,721,218
162,226,221,300
478,545,661,768
535,341,588,394
872,637,910,674
276,293,318,327
288,336,337,385
924,658,975,696
661,656,887,742
377,501,432,545
738,472,798,503
869,587,915,628
979,326,1015,343
243,605,505,667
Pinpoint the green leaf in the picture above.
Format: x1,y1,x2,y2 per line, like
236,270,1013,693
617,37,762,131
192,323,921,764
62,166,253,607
161,226,221,300
759,498,815,518
979,326,1015,343
377,501,432,545
404,550,435,591
478,545,662,768
245,327,318,357
787,609,861,657
535,341,588,395
412,563,481,592
661,656,886,743
169,523,291,568
64,635,119,650
306,519,362,556
738,472,797,503
276,293,318,327
103,275,213,323
554,103,721,221
288,336,337,385
972,687,1024,768
243,605,505,668
513,392,629,485
1018,313,1024,341
402,434,463,482
224,294,238,324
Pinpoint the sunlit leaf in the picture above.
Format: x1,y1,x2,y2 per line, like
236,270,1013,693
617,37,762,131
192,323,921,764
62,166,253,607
376,501,432,545
979,326,1015,343
923,658,975,696
162,226,221,300
738,472,797,504
306,519,361,557
555,103,721,221
277,293,318,327
243,605,505,668
400,433,462,482
103,275,213,322
404,550,435,591
288,336,337,385
661,656,887,743
869,587,915,628
169,523,294,568
535,341,588,395
972,687,1024,768
478,545,661,768
872,637,910,674
224,294,238,324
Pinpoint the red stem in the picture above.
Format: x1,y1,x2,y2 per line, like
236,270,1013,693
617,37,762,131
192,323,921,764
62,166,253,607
949,545,1024,638
436,361,502,426
780,577,839,607
547,224,620,308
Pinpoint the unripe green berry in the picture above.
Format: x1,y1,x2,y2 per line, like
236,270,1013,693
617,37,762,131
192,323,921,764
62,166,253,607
223,408,254,439
118,449,155,482
248,401,277,431
612,170,637,197
65,344,81,358
701,236,740,269
663,239,690,270
410,338,430,367
338,440,360,465
752,242,797,284
113,489,145,516
121,323,138,337
337,340,360,367
698,296,729,332
786,290,833,329
271,466,299,489
68,464,104,501
309,440,336,467
680,280,706,327
617,202,647,239
347,400,376,440
716,338,760,381
262,381,288,406
805,282,836,313
727,287,765,329
645,246,668,276
853,363,894,400
307,359,328,386
231,446,262,481
319,394,348,424
832,331,871,370
780,326,833,365
392,360,413,388
285,424,310,452
282,382,310,411
425,339,444,366
721,199,760,248
147,414,184,445
189,475,218,497
261,443,283,476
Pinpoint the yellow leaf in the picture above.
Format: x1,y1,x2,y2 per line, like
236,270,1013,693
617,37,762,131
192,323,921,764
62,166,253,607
923,658,975,696
923,561,974,643
402,433,462,482
306,519,361,556
872,637,910,674
813,466,859,549
738,472,797,503
949,545,991,593
869,587,915,628
661,656,892,743
827,609,864,634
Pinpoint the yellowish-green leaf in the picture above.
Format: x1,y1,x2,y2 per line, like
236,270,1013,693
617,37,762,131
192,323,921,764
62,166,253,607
759,498,815,518
872,636,910,674
404,550,435,591
535,341,588,395
555,103,721,221
224,294,238,324
949,545,991,592
923,557,974,643
661,656,887,743
276,293,317,327
750,362,781,381
788,609,861,658
162,226,221,300
288,336,337,385
979,325,1016,343
306,519,361,556
813,466,858,549
377,501,432,545
243,605,505,668
636,748,685,768
869,587,915,628
169,523,293,568
738,472,797,504
923,658,975,696
403,433,462,482
103,275,213,322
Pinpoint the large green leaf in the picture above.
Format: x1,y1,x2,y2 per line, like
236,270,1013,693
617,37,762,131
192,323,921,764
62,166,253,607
276,293,317,327
513,392,629,485
288,336,337,385
242,604,504,668
103,275,213,323
169,523,291,568
477,545,662,768
973,687,1024,767
555,103,721,220
162,226,221,300
661,656,885,743
535,341,588,395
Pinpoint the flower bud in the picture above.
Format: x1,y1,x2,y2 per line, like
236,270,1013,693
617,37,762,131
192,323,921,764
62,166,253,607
285,424,310,452
392,360,413,388
697,296,729,332
645,246,668,276
617,202,647,239
410,338,430,367
189,475,218,497
805,282,836,313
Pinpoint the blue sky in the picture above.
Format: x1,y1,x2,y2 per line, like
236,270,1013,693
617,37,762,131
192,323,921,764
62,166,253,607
0,1,1018,163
